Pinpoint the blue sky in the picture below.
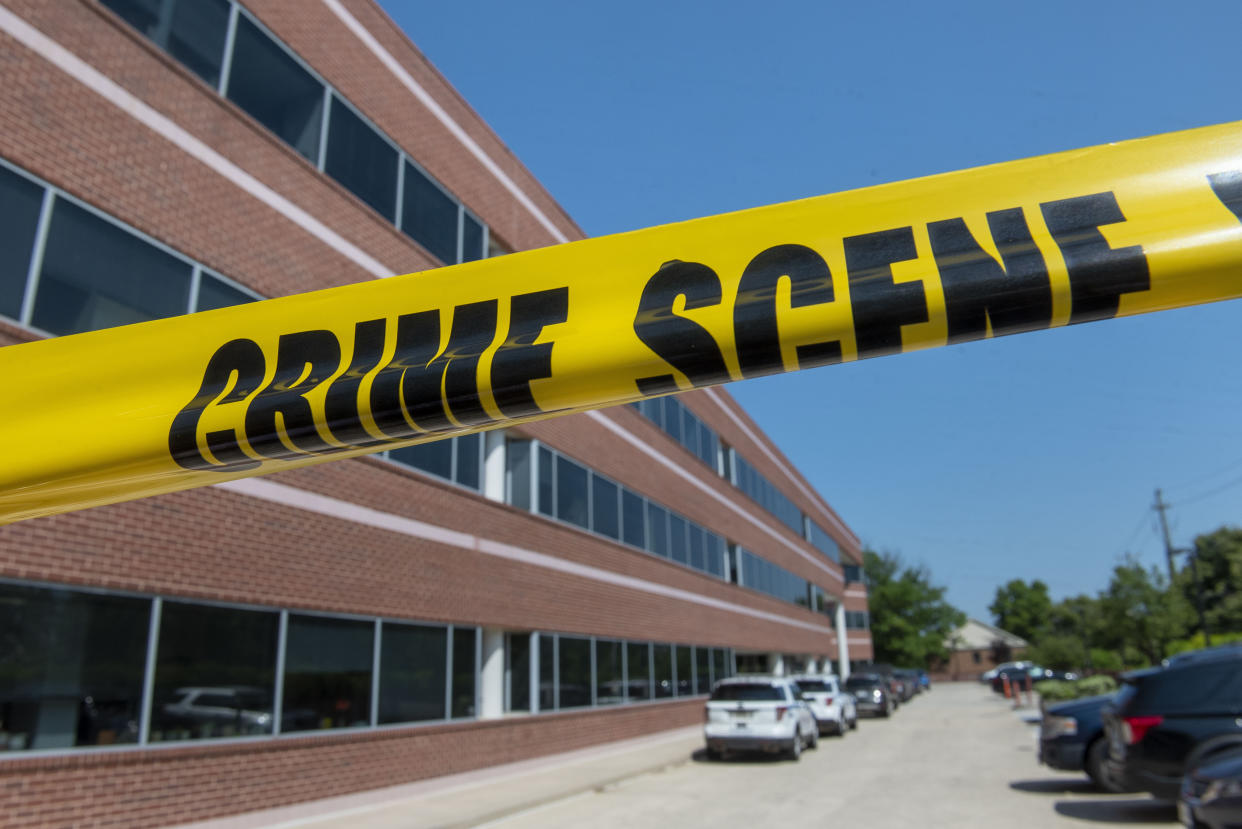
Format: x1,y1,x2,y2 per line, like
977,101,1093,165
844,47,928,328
380,1,1242,621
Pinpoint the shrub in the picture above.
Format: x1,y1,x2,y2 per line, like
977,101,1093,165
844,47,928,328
1034,675,1117,703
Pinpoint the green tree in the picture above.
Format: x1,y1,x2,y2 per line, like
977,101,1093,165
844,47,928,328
1102,556,1192,666
863,549,966,668
1180,526,1242,634
988,579,1053,642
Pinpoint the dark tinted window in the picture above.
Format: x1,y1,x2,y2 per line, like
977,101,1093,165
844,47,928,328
794,680,831,693
390,439,452,481
461,213,484,263
712,648,730,682
592,476,619,539
196,274,255,312
845,676,883,690
668,515,688,565
401,162,458,264
151,602,278,742
455,434,480,490
450,626,476,718
556,456,589,529
688,525,705,571
282,615,372,732
378,623,446,724
226,16,324,162
695,646,711,694
676,644,693,697
558,636,591,709
711,684,785,702
621,490,646,548
324,96,397,220
596,640,623,706
506,633,530,713
539,635,555,711
506,439,531,510
33,199,191,334
653,644,673,698
1138,662,1242,714
537,446,554,517
103,0,230,87
626,642,651,701
0,584,149,751
647,504,668,558
0,165,42,319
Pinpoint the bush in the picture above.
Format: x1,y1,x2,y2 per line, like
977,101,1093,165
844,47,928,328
1034,675,1117,703
1166,630,1242,656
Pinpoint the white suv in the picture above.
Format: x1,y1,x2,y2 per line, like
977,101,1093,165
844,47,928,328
704,677,818,760
790,674,857,736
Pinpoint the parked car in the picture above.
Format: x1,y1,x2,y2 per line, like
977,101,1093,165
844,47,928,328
917,669,931,692
894,669,922,698
791,674,857,736
1103,644,1242,800
991,664,1044,694
158,686,273,738
704,677,818,760
1180,746,1242,829
1039,692,1130,793
844,673,895,718
981,660,1034,683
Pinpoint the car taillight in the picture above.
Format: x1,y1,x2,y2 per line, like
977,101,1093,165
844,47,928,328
1122,715,1163,744
823,696,833,704
775,705,790,720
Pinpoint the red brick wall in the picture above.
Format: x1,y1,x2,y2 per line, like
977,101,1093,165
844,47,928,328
0,699,702,829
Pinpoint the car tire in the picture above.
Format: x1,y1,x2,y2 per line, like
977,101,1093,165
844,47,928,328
706,746,723,762
849,714,858,731
881,700,893,718
836,716,846,736
788,729,803,761
808,727,819,750
1085,738,1129,794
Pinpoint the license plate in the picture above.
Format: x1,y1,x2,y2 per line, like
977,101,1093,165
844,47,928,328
731,710,754,718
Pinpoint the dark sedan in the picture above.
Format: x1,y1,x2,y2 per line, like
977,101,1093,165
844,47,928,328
1180,747,1242,828
1039,693,1128,792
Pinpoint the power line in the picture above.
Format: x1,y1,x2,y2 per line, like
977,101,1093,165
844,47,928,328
1173,471,1242,508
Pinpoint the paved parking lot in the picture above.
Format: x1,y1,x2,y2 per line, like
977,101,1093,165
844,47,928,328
482,683,1179,829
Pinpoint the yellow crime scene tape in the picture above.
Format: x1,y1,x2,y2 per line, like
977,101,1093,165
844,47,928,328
5,120,1242,525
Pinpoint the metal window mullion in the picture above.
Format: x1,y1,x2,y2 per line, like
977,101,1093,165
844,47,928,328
449,435,458,484
317,88,332,171
370,620,382,728
444,626,453,720
218,2,240,95
481,223,490,260
393,153,406,229
272,610,288,735
528,440,539,515
137,597,162,745
456,205,464,264
20,189,54,326
187,265,202,314
529,631,540,715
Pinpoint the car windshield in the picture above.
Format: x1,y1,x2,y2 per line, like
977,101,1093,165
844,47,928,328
845,677,880,690
794,680,830,693
710,684,786,701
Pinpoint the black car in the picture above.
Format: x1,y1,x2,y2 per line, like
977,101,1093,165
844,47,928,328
844,674,895,717
1180,746,1242,829
1039,693,1128,793
1104,644,1242,800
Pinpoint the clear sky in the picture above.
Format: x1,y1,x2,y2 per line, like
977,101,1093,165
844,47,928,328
379,1,1242,621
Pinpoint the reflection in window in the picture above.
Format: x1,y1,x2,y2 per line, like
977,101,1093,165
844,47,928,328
595,640,623,706
226,16,324,162
282,615,373,732
653,644,673,699
0,584,149,751
506,633,530,713
32,199,191,335
556,456,588,529
539,635,555,712
378,623,446,725
558,636,591,709
591,476,619,540
667,515,687,565
646,504,668,558
196,273,256,312
150,602,278,742
695,647,711,695
402,162,458,264
389,434,482,491
462,213,484,263
626,642,651,701
621,490,645,549
324,96,398,221
102,0,231,87
451,627,476,718
506,439,531,510
0,165,42,320
712,648,730,684
676,645,693,697
537,446,554,517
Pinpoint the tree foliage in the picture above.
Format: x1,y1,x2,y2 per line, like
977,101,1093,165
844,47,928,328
863,549,965,668
988,579,1053,643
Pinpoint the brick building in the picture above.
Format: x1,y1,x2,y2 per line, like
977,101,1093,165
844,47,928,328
0,1,872,825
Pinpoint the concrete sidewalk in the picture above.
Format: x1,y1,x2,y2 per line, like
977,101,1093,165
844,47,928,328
174,725,704,829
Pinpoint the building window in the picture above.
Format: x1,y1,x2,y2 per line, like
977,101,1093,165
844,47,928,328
555,455,589,530
388,433,483,491
450,626,477,719
538,635,555,712
646,503,669,558
806,521,841,563
505,438,532,510
102,0,231,88
695,647,711,695
595,640,623,706
378,623,446,725
711,648,730,684
150,602,278,742
591,475,620,540
0,164,42,320
195,273,257,312
557,636,591,710
462,213,484,263
225,15,325,163
0,583,149,751
653,644,673,699
401,162,459,264
32,198,191,335
505,633,530,713
972,651,982,665
281,614,373,732
626,642,651,701
621,490,645,548
675,645,693,697
324,96,399,221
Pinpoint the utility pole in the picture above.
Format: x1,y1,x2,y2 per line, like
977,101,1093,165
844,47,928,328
1153,488,1177,583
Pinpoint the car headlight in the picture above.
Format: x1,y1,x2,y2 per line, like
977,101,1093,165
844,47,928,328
1041,715,1077,739
1204,778,1242,801
872,690,883,701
